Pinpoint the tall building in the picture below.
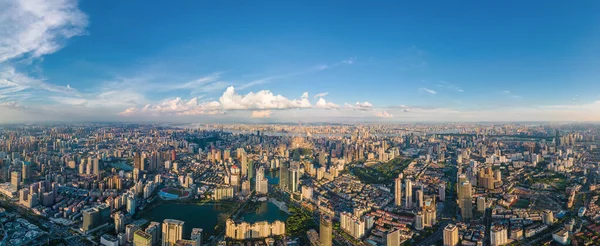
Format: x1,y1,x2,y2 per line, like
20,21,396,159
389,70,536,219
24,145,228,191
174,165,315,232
443,224,459,246
146,221,161,246
340,212,365,239
133,230,153,246
386,229,400,246
191,228,203,246
127,224,141,242
490,225,508,246
11,171,20,189
458,180,473,220
414,211,424,230
279,162,289,191
404,179,412,209
394,174,402,206
82,204,110,233
22,162,31,181
115,212,125,233
543,210,554,225
127,194,136,215
320,215,333,246
416,189,424,208
162,219,184,246
255,166,268,194
439,183,446,201
289,167,299,192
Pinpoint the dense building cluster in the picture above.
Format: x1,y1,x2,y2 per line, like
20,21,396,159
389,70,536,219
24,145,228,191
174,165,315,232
0,123,599,245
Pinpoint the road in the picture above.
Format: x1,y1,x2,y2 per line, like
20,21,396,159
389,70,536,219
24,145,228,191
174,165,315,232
416,220,450,246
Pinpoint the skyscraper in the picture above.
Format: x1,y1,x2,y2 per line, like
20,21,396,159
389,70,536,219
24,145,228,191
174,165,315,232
404,178,412,209
443,224,459,246
394,174,402,206
416,188,424,208
255,166,268,194
458,181,473,220
115,212,125,233
162,219,184,246
289,167,299,192
279,162,289,191
11,171,20,189
320,215,333,246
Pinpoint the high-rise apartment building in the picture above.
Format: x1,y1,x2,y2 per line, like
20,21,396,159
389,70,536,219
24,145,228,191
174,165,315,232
162,219,184,246
443,224,459,246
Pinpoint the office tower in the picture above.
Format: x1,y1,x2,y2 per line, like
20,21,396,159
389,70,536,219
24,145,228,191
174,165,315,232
386,229,400,246
320,215,333,246
289,167,299,192
115,212,125,233
279,162,289,191
255,166,268,194
162,219,184,246
11,171,20,189
82,204,110,232
247,160,254,180
191,228,203,246
458,181,473,220
133,230,153,246
404,179,412,209
127,224,141,242
394,174,402,206
490,225,508,246
443,224,459,246
543,210,554,225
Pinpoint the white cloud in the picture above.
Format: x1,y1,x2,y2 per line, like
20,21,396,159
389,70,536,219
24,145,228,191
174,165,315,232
419,88,437,94
219,86,311,110
120,86,313,116
375,111,393,118
314,92,329,98
345,101,373,111
0,0,88,63
315,98,339,109
251,110,272,118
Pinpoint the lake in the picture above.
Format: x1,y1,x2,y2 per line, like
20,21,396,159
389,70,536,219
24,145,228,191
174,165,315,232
140,201,288,238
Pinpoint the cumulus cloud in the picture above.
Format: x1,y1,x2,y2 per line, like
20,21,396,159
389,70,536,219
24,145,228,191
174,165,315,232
0,0,88,63
419,88,437,94
120,86,314,116
345,101,373,111
219,86,311,110
251,110,272,118
314,92,329,98
375,111,393,118
315,98,340,109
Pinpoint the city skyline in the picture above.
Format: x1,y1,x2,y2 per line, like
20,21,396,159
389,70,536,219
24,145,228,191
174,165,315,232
2,1,600,123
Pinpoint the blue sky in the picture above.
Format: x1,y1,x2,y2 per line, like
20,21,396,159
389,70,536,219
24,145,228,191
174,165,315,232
1,0,600,122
